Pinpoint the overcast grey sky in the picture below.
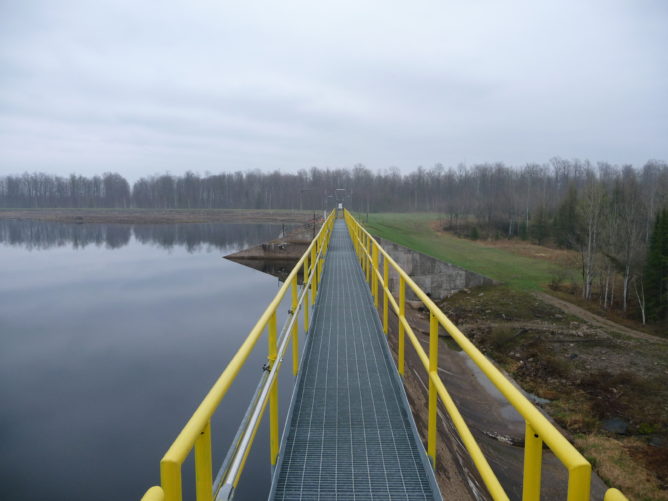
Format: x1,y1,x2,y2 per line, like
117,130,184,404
1,0,666,180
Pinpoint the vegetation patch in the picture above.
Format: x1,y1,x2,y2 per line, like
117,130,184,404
361,213,563,290
576,435,668,501
435,284,668,499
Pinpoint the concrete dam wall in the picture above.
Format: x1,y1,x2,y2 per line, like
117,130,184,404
376,237,496,300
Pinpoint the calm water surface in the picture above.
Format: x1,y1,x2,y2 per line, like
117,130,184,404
0,220,301,501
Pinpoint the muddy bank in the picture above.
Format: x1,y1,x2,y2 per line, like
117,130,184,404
224,259,305,284
0,208,314,225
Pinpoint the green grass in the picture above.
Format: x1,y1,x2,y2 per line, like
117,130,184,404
357,212,564,291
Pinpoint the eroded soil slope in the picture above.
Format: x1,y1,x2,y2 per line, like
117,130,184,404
438,285,668,500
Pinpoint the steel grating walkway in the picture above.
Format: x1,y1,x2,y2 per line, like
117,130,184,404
269,220,440,501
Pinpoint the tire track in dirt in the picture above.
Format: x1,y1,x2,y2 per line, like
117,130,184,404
533,291,668,345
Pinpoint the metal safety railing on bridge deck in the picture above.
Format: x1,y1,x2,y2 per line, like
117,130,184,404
141,208,628,501
141,210,336,501
343,209,628,501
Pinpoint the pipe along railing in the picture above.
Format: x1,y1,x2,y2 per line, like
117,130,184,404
141,210,336,501
343,210,628,501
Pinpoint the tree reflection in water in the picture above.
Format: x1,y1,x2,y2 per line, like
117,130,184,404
0,220,290,252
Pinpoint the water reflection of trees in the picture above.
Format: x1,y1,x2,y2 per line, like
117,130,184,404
0,220,285,252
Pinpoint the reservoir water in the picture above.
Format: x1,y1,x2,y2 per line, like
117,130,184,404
0,220,300,501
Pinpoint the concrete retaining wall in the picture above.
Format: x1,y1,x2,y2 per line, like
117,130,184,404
377,237,495,300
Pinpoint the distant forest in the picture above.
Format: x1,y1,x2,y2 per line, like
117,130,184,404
1,158,667,324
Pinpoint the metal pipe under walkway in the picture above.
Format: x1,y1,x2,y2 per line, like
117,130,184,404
269,220,440,500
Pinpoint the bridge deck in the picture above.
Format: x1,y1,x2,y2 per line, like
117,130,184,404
269,220,440,501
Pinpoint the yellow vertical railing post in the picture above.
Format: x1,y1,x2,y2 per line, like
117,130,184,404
364,233,368,273
567,462,592,501
318,255,324,284
320,223,325,252
359,233,366,268
142,487,165,501
352,220,357,255
320,224,325,252
357,226,361,258
311,240,316,270
382,256,389,334
366,237,371,284
522,422,542,501
364,237,367,279
291,276,299,376
361,232,366,274
303,257,310,331
160,459,182,501
311,243,318,304
428,311,438,467
372,243,379,307
194,420,213,501
604,488,628,501
366,235,373,288
268,312,279,464
360,231,364,271
355,223,358,254
399,277,406,376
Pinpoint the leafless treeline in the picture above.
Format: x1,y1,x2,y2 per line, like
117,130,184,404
1,158,667,322
1,159,666,215
0,172,131,208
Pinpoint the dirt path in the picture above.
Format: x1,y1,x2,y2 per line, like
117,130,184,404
533,291,668,345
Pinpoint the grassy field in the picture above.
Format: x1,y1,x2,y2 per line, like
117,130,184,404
357,212,568,291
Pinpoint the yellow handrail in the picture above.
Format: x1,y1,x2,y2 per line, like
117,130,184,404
142,210,336,501
141,486,164,501
343,209,628,501
604,488,629,501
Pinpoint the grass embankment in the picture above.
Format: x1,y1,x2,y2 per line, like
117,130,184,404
359,212,564,291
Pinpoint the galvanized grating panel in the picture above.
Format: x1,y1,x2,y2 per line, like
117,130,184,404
270,220,440,501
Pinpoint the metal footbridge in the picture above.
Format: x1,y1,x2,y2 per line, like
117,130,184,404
270,219,437,500
141,210,628,501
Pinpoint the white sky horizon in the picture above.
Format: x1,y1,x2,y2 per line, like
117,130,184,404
1,0,667,181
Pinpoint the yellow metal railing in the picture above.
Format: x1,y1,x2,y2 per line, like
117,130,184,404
343,209,628,501
141,210,336,501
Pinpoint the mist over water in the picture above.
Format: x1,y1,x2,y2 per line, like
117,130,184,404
0,221,299,501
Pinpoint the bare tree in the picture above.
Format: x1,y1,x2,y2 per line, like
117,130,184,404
578,168,605,300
